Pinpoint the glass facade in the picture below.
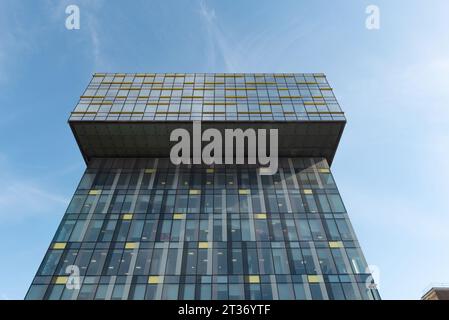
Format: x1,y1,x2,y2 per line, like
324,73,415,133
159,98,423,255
26,73,379,300
69,73,345,122
26,158,379,300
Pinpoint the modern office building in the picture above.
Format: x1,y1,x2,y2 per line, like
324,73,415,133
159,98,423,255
26,73,380,300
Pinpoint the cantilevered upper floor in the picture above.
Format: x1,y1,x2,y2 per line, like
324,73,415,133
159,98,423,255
69,73,346,164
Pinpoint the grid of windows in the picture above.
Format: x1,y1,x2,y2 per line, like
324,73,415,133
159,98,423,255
26,158,379,300
69,73,345,122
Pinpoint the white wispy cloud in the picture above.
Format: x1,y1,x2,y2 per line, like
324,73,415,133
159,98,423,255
0,0,110,87
82,0,110,71
85,10,106,70
43,0,109,70
197,0,319,72
392,57,449,107
198,0,236,71
380,53,449,194
0,156,70,223
0,1,35,85
0,182,68,209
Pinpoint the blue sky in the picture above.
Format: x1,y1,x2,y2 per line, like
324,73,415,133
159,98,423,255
0,0,448,300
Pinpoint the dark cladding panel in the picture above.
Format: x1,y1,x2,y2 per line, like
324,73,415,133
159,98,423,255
70,121,345,165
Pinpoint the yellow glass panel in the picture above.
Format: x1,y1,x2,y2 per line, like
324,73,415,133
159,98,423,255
308,111,344,115
53,243,66,250
203,102,236,106
258,168,272,174
71,111,97,115
237,111,272,115
206,169,214,173
122,214,133,220
173,214,185,220
319,168,330,173
255,214,267,219
144,168,156,174
329,241,343,248
125,242,138,249
238,189,249,195
148,276,161,284
81,95,105,99
89,190,101,195
303,189,313,195
55,276,68,285
189,189,201,195
198,242,209,249
248,275,260,283
89,102,113,106
308,275,323,283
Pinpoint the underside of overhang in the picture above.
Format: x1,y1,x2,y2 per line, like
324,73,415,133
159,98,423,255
69,121,345,166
